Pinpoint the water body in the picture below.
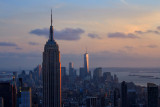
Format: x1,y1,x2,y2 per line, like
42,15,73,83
103,68,160,86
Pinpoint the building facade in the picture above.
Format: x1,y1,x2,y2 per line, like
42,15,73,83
84,52,89,74
42,10,61,107
19,87,32,107
147,83,158,107
121,81,127,107
93,67,103,82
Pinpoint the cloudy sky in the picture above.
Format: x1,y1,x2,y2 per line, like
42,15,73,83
1,0,160,70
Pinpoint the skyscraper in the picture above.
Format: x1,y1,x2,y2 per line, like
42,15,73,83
69,62,76,85
0,82,13,107
93,67,103,82
42,10,61,107
114,88,120,107
19,87,32,107
61,67,66,77
147,83,158,107
86,97,97,107
84,51,89,74
79,67,85,79
121,81,127,107
69,62,74,76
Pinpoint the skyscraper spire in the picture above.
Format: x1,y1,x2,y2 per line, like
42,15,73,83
86,47,88,53
49,9,54,41
51,9,52,26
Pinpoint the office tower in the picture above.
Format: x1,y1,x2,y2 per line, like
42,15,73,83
34,64,42,80
22,70,26,76
42,10,61,107
114,88,120,107
147,83,158,107
29,70,33,80
93,67,103,81
114,74,118,83
13,72,17,81
37,64,42,79
19,78,23,88
69,62,73,70
158,97,160,107
0,97,4,107
84,51,89,74
86,97,97,107
19,87,32,107
61,67,66,77
69,62,76,84
100,95,106,107
0,82,13,107
69,62,74,76
17,78,23,107
103,72,113,82
128,89,136,107
121,81,127,107
79,67,85,79
61,67,67,87
12,76,17,107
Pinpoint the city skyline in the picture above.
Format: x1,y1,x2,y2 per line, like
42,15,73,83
1,0,160,69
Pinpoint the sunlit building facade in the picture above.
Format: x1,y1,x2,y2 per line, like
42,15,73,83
84,52,89,74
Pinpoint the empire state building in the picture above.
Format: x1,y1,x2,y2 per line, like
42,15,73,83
42,10,61,107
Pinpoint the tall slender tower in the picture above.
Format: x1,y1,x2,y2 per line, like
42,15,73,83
42,10,61,107
84,51,89,74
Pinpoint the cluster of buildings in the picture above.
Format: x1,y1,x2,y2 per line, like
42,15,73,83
61,64,160,107
0,65,42,107
0,11,159,107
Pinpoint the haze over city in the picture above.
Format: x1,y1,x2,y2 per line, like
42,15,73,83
0,1,160,107
1,0,160,70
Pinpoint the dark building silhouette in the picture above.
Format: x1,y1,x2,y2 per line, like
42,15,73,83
79,67,85,79
12,76,17,107
114,88,120,107
93,67,102,82
17,78,23,107
61,67,66,77
34,64,42,80
121,81,127,107
69,62,76,85
103,72,113,82
61,67,67,87
69,62,76,78
0,82,13,107
128,89,136,107
0,97,4,107
19,87,32,107
42,10,61,107
69,62,74,76
147,83,158,107
86,97,97,107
